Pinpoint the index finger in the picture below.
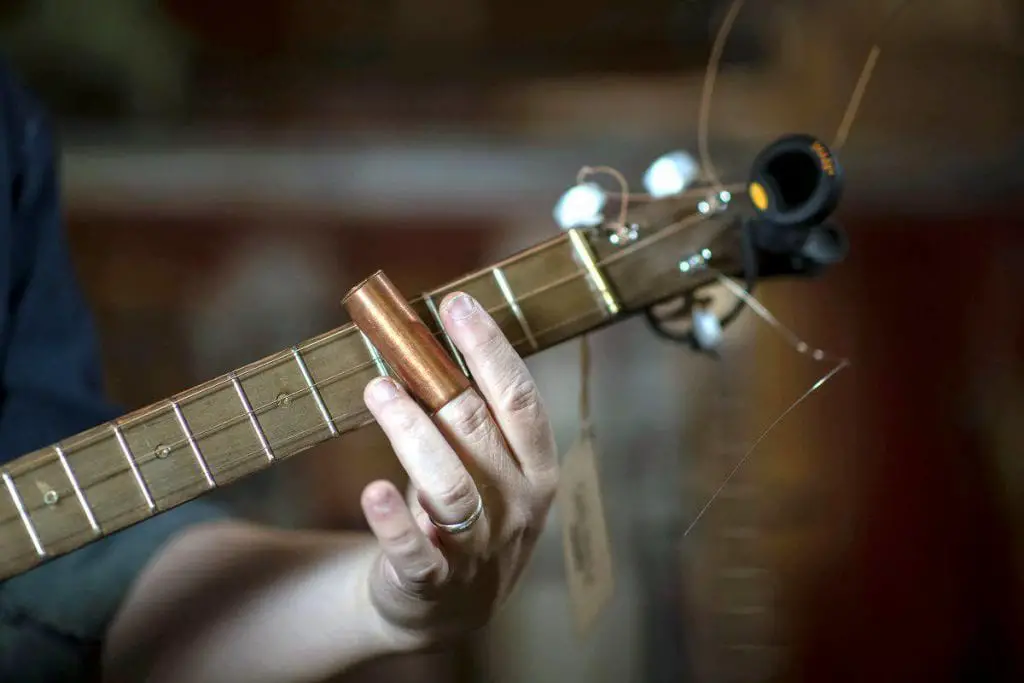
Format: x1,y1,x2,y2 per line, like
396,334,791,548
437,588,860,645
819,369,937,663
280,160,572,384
438,293,557,482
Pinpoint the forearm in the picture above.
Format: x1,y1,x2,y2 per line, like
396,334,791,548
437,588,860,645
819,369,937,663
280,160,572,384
103,521,404,683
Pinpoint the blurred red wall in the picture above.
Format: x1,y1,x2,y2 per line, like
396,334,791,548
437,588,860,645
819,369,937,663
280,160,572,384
779,206,1024,683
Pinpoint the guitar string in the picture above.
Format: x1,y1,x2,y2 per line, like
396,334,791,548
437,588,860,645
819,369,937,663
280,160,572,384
575,165,632,226
833,0,916,150
696,0,747,195
698,0,915,190
681,273,850,538
3,212,720,514
572,181,746,206
562,0,861,538
565,174,851,543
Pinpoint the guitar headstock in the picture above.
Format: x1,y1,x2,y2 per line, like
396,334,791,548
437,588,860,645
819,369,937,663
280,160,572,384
550,133,850,352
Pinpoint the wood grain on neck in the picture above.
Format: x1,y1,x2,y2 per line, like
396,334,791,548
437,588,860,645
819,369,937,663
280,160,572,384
0,204,742,581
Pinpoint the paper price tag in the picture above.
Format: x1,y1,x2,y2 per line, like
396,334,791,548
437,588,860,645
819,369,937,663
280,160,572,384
559,429,614,636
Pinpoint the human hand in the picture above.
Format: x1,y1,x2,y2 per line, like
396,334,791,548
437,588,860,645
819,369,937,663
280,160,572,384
359,292,559,649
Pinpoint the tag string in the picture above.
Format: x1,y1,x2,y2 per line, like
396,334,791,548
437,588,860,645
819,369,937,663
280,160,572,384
579,336,592,434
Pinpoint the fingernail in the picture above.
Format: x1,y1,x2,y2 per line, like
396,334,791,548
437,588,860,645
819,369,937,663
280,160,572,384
369,487,392,514
369,377,398,403
373,493,392,514
445,293,476,321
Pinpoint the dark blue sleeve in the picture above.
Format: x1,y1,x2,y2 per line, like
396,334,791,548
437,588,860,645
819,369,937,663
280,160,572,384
0,80,119,464
0,72,229,682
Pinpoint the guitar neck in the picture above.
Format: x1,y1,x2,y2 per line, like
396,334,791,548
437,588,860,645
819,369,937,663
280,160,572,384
0,209,741,581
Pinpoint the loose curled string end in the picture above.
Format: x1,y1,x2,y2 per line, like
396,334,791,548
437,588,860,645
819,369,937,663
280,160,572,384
575,164,633,227
681,272,851,539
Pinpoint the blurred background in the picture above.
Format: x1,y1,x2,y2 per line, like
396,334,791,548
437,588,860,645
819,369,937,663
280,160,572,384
2,0,1023,681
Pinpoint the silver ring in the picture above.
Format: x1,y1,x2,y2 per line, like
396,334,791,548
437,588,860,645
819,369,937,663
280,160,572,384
431,496,483,535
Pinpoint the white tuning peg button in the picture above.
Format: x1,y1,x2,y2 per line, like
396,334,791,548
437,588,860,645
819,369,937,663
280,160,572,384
643,151,699,198
553,182,607,230
692,308,723,351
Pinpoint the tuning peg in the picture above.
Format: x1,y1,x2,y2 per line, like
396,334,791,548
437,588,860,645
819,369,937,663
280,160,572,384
748,134,843,228
691,307,723,351
553,182,607,230
643,151,699,198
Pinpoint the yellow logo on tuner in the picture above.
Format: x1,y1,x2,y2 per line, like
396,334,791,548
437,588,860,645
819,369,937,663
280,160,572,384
749,181,769,211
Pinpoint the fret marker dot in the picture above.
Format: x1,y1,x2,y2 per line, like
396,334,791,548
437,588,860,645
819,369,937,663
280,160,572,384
155,444,171,459
43,490,59,506
277,392,292,407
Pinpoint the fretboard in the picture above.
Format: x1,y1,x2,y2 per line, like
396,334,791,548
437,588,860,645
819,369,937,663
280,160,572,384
0,208,741,581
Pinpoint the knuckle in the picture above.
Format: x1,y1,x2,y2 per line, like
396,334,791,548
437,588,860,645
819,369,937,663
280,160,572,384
383,557,440,598
386,526,424,557
465,317,506,355
445,393,492,441
401,560,439,588
434,474,477,511
503,505,531,534
499,376,542,420
383,402,421,434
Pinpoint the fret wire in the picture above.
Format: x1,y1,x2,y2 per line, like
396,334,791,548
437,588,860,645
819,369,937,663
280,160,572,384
202,412,378,481
171,349,294,405
358,333,390,378
55,445,100,533
112,423,156,511
441,237,566,290
492,266,538,350
230,373,275,462
291,346,339,437
422,292,472,377
470,213,707,317
3,472,45,556
22,213,718,470
170,401,217,488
